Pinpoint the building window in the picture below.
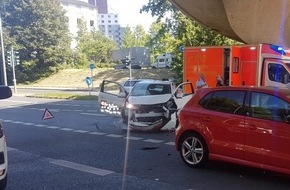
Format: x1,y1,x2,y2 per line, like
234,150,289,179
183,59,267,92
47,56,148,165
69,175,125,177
101,15,104,18
90,20,94,27
108,15,111,18
101,20,104,23
108,20,111,23
109,30,112,33
77,18,81,25
115,20,118,23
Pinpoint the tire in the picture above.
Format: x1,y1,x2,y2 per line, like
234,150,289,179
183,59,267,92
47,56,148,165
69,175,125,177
179,133,208,168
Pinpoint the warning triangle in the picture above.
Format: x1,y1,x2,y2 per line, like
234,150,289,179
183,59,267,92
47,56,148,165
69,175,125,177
42,108,54,120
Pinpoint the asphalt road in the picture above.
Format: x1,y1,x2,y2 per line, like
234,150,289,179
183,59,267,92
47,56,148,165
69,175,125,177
0,95,289,190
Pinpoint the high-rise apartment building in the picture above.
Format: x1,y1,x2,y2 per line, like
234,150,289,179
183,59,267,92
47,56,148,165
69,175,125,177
59,0,99,49
60,0,124,48
98,13,124,47
88,0,125,47
88,0,108,14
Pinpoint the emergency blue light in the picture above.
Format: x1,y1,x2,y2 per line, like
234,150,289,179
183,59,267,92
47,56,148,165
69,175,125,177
270,44,286,55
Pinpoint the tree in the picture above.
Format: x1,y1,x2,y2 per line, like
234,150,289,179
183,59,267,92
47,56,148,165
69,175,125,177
141,0,242,76
0,0,72,83
121,25,148,48
147,21,177,62
77,30,118,66
121,26,135,48
133,25,148,47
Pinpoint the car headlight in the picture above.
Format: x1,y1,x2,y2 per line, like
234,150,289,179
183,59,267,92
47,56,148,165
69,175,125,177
126,103,136,109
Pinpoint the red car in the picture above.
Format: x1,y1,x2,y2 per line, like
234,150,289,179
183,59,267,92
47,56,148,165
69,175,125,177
175,86,290,175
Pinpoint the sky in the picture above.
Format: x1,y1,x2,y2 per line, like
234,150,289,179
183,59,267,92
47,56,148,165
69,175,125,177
108,0,156,31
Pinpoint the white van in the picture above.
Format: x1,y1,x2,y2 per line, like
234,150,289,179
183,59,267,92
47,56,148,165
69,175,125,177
151,53,174,68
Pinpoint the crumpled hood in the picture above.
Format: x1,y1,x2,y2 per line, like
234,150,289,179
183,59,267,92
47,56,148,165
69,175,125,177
128,94,172,105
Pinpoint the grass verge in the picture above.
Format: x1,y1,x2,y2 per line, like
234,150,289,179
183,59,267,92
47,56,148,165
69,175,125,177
26,93,98,100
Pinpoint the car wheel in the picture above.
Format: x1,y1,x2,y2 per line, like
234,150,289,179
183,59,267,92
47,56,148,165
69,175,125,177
179,133,208,168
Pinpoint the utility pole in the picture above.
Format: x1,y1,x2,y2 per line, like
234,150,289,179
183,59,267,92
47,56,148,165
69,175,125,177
0,17,7,86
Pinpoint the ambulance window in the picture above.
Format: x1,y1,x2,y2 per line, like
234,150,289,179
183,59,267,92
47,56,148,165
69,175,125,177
268,63,289,84
232,57,239,73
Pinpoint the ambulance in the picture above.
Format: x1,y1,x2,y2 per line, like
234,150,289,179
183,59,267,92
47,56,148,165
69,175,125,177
183,44,290,89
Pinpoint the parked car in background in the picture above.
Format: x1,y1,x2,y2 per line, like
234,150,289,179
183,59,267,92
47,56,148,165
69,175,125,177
114,64,142,70
98,79,194,131
151,53,174,68
0,85,12,190
175,86,290,175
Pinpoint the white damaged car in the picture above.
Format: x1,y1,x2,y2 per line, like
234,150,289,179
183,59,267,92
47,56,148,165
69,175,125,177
98,79,194,131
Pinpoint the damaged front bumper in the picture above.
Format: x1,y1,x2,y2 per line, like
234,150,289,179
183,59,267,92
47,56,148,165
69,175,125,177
124,104,178,131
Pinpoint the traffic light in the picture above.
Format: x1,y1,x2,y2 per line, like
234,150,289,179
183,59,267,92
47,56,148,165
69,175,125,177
14,51,20,65
6,51,12,66
121,56,130,66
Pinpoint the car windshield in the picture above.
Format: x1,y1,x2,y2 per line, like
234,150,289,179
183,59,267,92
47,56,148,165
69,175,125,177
123,80,139,87
130,83,171,96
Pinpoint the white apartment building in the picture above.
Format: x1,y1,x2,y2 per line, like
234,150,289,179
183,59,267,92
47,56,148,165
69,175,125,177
59,0,99,49
98,13,124,47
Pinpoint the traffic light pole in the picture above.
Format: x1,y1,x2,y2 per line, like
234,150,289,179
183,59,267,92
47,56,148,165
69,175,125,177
0,17,7,86
10,46,17,93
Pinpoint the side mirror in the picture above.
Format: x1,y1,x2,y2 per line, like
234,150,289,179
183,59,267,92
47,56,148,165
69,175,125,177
175,93,183,99
0,86,12,99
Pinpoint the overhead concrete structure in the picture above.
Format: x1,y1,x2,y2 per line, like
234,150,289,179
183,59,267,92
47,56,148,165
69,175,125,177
169,0,290,47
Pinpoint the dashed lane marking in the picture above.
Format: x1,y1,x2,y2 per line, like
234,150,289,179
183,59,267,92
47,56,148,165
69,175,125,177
143,139,164,144
89,132,106,135
80,113,106,116
1,119,175,146
106,134,123,138
59,128,73,131
124,136,143,141
46,126,59,129
73,130,89,133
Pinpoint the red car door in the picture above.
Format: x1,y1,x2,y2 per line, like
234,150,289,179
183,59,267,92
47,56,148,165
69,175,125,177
200,90,246,160
244,92,290,172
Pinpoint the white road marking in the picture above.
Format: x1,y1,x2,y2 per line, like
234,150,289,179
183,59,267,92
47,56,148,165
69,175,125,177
165,142,175,146
2,100,32,104
49,159,114,176
89,132,106,135
22,122,35,126
59,128,73,131
73,130,89,133
35,124,47,127
7,147,17,151
143,139,164,143
11,121,24,124
124,136,143,141
80,113,106,117
106,134,123,138
46,126,59,129
1,119,174,146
